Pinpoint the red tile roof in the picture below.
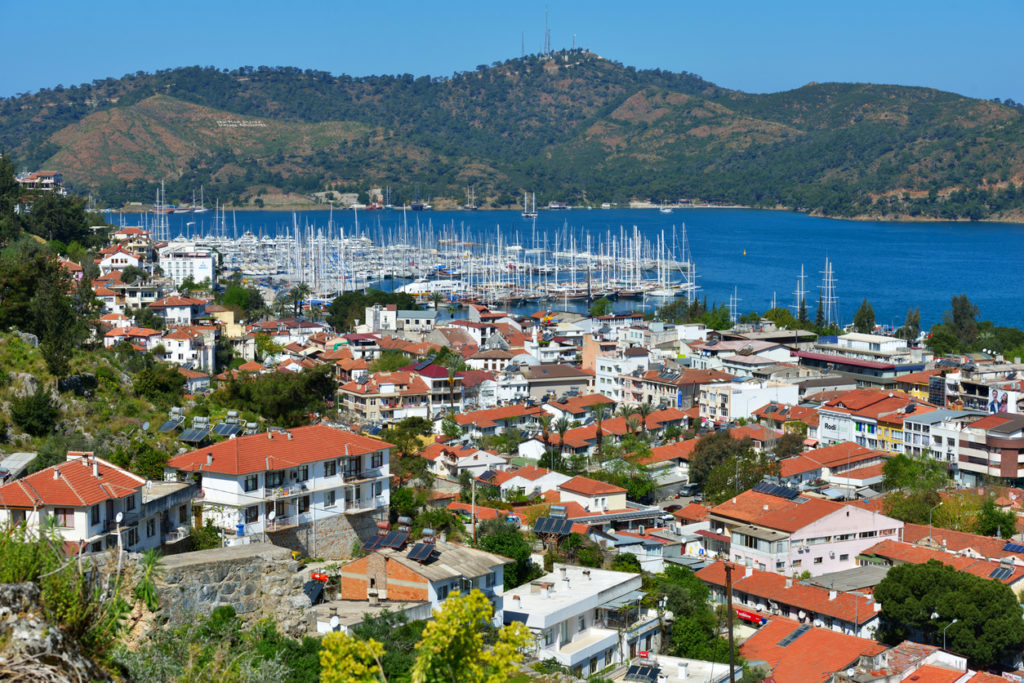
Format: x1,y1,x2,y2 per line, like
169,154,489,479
861,539,1024,585
710,489,843,532
739,617,886,683
697,561,878,624
558,476,626,496
167,425,393,475
901,522,1024,562
753,402,820,426
0,454,142,508
489,465,554,486
638,438,699,466
455,405,542,428
545,393,615,416
674,503,709,523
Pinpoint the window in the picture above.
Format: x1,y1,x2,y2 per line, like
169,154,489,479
813,556,823,564
91,505,100,525
486,572,496,588
372,452,384,468
791,559,802,568
373,481,383,497
840,554,849,561
53,508,74,528
324,460,337,477
299,496,310,513
241,506,258,524
266,471,285,488
296,466,309,482
179,505,187,523
146,518,156,537
126,528,138,547
126,495,136,511
244,474,259,492
325,490,336,507
578,615,585,631
437,584,449,600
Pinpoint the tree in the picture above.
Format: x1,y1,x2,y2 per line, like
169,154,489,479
441,411,463,440
689,431,749,486
110,441,170,480
853,298,875,334
591,403,610,464
320,631,385,683
703,447,777,505
411,589,531,683
610,553,641,572
975,498,1016,538
370,349,414,373
875,560,1024,669
900,306,921,341
588,297,612,317
814,295,825,329
478,520,542,589
429,291,444,311
553,416,571,461
32,261,80,377
219,365,334,426
772,432,805,460
945,294,980,351
290,282,312,317
350,609,427,683
10,385,59,437
133,363,186,403
120,265,149,285
797,298,809,327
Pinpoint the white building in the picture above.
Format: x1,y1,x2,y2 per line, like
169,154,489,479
164,425,391,540
503,564,660,678
0,451,194,554
149,296,207,326
595,352,650,403
158,240,216,287
699,379,799,425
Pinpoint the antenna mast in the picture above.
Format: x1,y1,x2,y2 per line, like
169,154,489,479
544,8,551,54
728,286,741,326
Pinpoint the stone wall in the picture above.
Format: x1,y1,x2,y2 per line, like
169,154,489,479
266,509,380,560
158,542,312,636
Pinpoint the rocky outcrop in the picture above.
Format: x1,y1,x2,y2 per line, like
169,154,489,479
0,582,110,682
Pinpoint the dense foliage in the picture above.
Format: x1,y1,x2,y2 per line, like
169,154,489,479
644,565,735,663
326,289,418,332
5,53,1024,218
218,365,335,426
875,560,1024,669
476,519,544,590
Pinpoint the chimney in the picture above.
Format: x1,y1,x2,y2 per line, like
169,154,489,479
744,564,753,578
678,662,689,679
541,585,550,599
287,431,293,440
785,577,792,589
268,430,273,440
582,569,591,581
873,601,881,612
93,461,100,478
513,595,521,609
559,567,567,580
829,589,837,601
206,453,213,466
53,468,60,480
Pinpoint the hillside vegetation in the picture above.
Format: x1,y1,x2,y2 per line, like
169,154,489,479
4,50,1024,219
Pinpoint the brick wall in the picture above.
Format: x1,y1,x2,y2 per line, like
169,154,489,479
339,553,429,602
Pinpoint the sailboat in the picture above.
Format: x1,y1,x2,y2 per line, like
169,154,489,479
193,185,208,213
522,192,538,219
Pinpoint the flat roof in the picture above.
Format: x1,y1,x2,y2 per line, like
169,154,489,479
802,565,890,593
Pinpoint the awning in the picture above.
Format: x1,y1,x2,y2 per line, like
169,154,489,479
696,529,730,543
736,608,768,625
599,590,645,610
803,438,819,447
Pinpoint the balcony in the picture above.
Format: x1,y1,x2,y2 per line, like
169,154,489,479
551,627,619,666
262,483,308,500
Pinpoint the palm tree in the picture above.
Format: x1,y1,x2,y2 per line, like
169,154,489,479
539,414,552,457
637,401,655,439
442,354,462,414
430,291,444,311
617,403,635,434
590,403,610,468
290,282,312,318
625,416,641,438
554,416,571,467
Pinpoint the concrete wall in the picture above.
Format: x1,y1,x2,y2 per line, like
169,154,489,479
266,508,381,560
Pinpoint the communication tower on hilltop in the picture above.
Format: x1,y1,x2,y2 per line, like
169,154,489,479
544,8,551,54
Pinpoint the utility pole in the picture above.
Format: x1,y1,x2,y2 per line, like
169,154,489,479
725,563,736,682
471,475,477,546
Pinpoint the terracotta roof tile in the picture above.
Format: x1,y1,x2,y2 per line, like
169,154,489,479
559,476,626,496
0,455,142,508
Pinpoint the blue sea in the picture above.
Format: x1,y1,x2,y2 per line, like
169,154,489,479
133,207,1024,329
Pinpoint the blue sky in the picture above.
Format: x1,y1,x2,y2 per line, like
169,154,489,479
3,1,1022,103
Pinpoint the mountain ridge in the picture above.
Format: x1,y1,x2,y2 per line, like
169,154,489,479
3,50,1023,219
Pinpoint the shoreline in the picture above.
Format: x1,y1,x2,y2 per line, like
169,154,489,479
104,203,1024,225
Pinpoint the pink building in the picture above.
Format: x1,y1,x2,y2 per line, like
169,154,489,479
709,485,903,576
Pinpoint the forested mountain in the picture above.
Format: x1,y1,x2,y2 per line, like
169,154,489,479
3,50,1024,219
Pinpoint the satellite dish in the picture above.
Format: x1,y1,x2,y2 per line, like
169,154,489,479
142,421,151,431
115,512,123,523
330,615,340,630
268,510,276,521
